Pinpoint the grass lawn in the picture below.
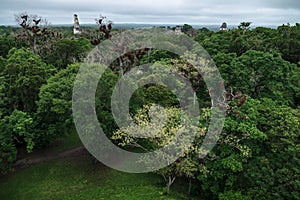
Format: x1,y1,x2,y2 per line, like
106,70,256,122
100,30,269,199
46,128,84,154
0,150,191,200
0,128,195,199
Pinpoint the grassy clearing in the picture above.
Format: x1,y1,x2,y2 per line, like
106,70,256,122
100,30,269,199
51,128,83,153
15,128,83,162
1,128,193,199
0,155,191,200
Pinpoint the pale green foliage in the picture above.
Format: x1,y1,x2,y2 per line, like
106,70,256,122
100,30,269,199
112,105,204,151
112,105,206,193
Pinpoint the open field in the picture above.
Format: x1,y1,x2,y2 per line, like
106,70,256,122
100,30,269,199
0,133,191,200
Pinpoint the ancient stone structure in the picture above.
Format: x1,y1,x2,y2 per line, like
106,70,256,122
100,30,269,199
220,22,228,31
175,25,183,34
73,14,82,35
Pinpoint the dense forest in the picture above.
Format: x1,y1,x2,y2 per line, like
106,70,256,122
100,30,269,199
0,14,299,200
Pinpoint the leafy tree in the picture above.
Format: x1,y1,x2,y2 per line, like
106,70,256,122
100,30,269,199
1,48,56,114
247,26,277,52
196,31,232,56
0,110,34,174
212,52,237,68
112,105,204,194
139,49,178,65
216,50,298,106
0,36,25,58
194,27,213,42
0,56,6,73
95,68,119,136
35,63,79,146
0,26,20,36
44,37,92,70
195,97,299,199
195,97,263,199
230,26,278,56
35,63,119,146
137,85,178,108
276,23,300,64
219,191,251,200
0,47,55,173
229,28,252,56
240,99,300,199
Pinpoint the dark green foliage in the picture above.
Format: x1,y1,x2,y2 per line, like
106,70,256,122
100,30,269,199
0,23,299,199
43,37,92,70
35,64,118,145
35,63,79,146
139,49,178,65
195,22,300,65
194,28,213,42
214,50,299,106
0,56,6,73
0,110,34,174
219,191,251,200
276,23,300,64
196,98,300,199
95,69,119,136
195,31,232,55
0,36,24,58
129,85,179,115
0,26,20,36
242,99,300,199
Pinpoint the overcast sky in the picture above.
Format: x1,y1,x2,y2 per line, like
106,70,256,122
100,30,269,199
1,0,299,26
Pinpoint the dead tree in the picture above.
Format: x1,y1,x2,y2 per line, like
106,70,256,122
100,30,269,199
15,13,61,54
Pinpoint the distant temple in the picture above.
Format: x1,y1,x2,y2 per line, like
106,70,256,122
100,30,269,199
73,14,82,35
175,25,183,34
220,22,228,31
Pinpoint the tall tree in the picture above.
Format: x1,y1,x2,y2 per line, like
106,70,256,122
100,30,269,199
35,63,79,146
1,48,56,114
112,106,203,194
276,23,300,64
0,110,34,174
44,37,92,70
215,50,298,106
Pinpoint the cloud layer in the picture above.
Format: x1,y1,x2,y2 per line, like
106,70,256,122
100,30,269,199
1,0,299,25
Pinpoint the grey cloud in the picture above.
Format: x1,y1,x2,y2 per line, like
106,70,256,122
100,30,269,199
261,0,300,9
0,0,299,25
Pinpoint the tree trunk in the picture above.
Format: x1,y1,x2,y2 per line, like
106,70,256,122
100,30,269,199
188,179,192,194
166,182,170,194
166,176,171,194
165,176,176,194
33,35,38,54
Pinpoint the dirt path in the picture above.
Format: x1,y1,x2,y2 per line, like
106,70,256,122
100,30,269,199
13,146,88,169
